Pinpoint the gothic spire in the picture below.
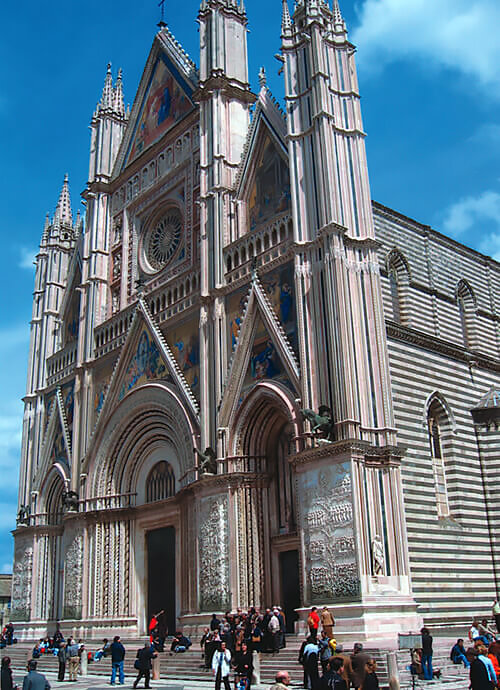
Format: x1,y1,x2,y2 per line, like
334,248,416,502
100,62,114,109
54,174,73,226
332,0,346,32
282,0,292,33
113,68,125,117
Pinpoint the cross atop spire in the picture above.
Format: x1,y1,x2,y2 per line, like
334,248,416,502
54,174,73,226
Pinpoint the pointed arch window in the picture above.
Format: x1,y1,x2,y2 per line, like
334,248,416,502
456,280,476,349
386,250,411,326
146,461,175,503
427,400,450,518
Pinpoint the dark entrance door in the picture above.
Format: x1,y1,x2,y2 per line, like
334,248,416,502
147,527,176,635
279,550,301,633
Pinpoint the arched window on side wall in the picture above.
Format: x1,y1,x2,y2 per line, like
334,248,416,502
146,461,175,503
427,400,450,518
456,280,476,349
385,249,411,326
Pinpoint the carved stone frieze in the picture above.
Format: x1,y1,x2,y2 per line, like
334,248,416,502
198,495,230,612
297,464,360,604
63,534,83,620
11,539,33,621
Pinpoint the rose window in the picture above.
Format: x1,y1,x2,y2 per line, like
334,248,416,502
145,210,182,271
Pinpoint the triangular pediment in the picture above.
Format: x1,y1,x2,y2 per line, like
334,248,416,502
219,276,300,428
116,29,198,174
235,87,288,200
91,300,199,442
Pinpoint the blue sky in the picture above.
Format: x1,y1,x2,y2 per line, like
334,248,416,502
1,0,499,572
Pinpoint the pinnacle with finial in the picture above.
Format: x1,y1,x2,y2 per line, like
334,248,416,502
101,62,114,109
333,0,346,30
113,68,125,116
55,174,73,226
258,66,267,89
282,0,292,32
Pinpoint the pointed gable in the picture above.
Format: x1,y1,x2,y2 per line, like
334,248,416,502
34,390,73,491
118,29,198,172
219,276,300,428
92,300,199,440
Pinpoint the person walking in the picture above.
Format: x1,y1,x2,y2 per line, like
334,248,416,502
57,643,68,682
362,659,380,690
110,635,126,686
133,642,156,689
234,641,253,689
212,641,232,690
319,656,347,690
320,607,335,640
493,601,500,635
22,661,50,690
66,639,80,682
269,610,281,656
307,608,320,643
420,627,433,681
1,657,17,690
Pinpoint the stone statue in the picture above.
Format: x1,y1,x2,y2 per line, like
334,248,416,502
16,504,30,526
371,534,385,575
62,490,79,512
301,405,335,441
194,447,218,475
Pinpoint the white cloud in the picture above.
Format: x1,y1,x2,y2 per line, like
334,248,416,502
442,191,500,237
18,247,37,270
352,0,500,91
479,233,500,261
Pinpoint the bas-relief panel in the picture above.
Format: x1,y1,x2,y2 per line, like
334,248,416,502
11,539,33,621
63,534,83,620
125,54,193,166
198,495,230,612
118,330,171,401
298,463,360,604
248,135,290,231
166,320,200,400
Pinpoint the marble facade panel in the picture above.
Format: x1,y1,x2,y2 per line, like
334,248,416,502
198,494,230,612
297,462,360,604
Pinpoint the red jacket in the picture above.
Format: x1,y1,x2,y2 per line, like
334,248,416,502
308,611,320,629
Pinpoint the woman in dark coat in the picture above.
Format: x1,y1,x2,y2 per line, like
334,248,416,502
1,657,16,690
234,641,254,689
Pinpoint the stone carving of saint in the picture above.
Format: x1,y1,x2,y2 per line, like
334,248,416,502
371,534,385,575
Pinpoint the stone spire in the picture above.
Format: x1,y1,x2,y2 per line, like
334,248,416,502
113,68,125,116
282,0,292,34
332,0,346,32
54,174,73,226
100,62,114,110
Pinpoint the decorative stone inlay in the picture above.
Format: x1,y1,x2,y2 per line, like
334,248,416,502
198,495,230,612
63,534,83,619
297,464,360,603
11,541,33,621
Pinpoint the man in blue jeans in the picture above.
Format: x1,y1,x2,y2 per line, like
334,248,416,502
420,628,433,681
450,639,470,668
110,636,126,685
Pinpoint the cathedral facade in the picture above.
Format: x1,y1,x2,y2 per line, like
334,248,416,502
13,0,499,641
